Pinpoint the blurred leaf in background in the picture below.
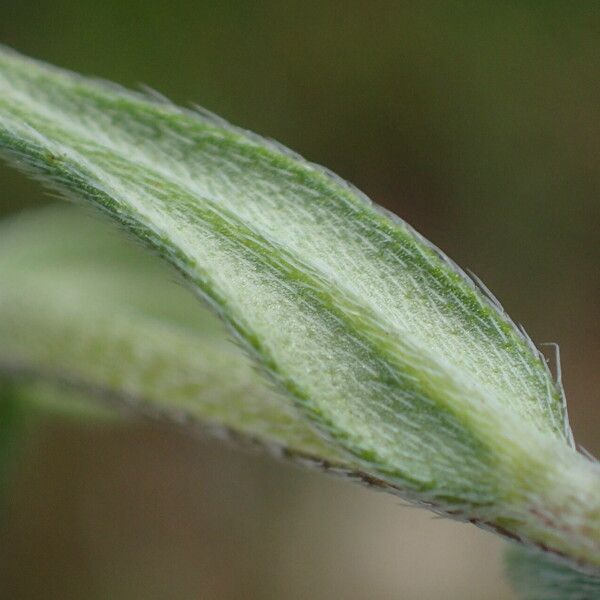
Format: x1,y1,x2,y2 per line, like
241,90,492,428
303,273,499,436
0,2,598,599
0,382,22,501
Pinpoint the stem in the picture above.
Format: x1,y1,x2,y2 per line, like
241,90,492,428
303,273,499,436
500,440,600,573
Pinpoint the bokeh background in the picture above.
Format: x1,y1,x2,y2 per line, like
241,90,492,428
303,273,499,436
1,2,599,598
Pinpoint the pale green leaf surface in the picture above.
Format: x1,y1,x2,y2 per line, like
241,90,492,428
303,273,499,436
0,206,349,467
0,47,598,572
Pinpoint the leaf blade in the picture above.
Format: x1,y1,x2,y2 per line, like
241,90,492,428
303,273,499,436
0,206,347,465
0,47,598,571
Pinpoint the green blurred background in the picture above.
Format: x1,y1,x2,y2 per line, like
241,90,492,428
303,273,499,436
0,2,599,598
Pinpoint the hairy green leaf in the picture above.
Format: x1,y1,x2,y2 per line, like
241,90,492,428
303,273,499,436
0,46,598,573
0,206,348,466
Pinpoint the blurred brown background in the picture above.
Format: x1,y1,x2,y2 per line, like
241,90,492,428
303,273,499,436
0,2,598,598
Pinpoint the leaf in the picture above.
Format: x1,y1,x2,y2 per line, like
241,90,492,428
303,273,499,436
0,46,598,572
0,206,348,467
506,544,600,600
